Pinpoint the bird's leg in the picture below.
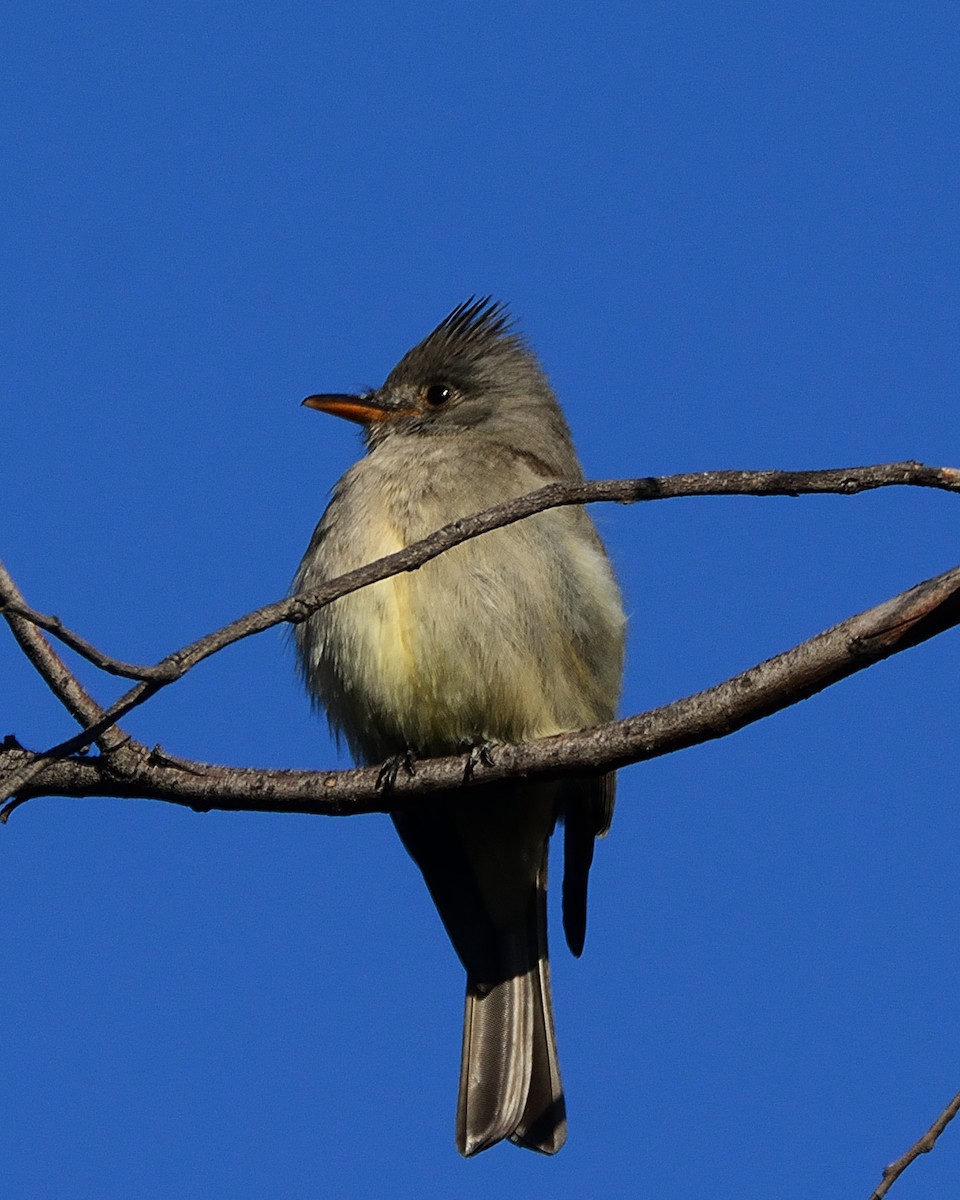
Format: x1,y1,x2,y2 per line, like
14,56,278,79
376,749,417,791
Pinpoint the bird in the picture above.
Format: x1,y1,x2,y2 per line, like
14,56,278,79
292,298,625,1156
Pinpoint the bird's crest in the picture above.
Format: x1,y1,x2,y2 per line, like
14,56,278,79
387,297,531,386
429,296,518,351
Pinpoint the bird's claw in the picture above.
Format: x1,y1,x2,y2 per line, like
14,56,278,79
461,740,498,784
376,749,417,791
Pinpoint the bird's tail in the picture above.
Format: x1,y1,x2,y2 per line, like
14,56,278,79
456,871,566,1156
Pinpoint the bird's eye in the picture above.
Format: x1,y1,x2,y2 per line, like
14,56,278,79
424,384,453,407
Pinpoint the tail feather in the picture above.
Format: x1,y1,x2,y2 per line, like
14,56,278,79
457,972,534,1155
456,870,566,1157
509,943,566,1153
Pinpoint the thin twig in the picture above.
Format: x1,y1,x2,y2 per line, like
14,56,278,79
4,463,958,683
0,600,161,680
0,562,123,738
869,1089,960,1198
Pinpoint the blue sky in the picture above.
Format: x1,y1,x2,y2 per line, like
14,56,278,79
3,3,959,1197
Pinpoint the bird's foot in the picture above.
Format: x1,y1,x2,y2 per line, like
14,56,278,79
376,749,417,791
460,739,498,785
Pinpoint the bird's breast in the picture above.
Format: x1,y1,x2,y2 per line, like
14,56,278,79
294,438,624,764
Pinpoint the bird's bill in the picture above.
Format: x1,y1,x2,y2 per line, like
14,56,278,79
302,392,412,425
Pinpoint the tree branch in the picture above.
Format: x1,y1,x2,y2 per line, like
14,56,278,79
4,462,958,686
3,462,959,814
3,461,957,792
4,558,959,821
869,1089,960,1198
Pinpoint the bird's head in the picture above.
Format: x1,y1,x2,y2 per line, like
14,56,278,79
303,298,577,470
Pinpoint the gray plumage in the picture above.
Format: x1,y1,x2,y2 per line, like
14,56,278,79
293,298,625,1155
